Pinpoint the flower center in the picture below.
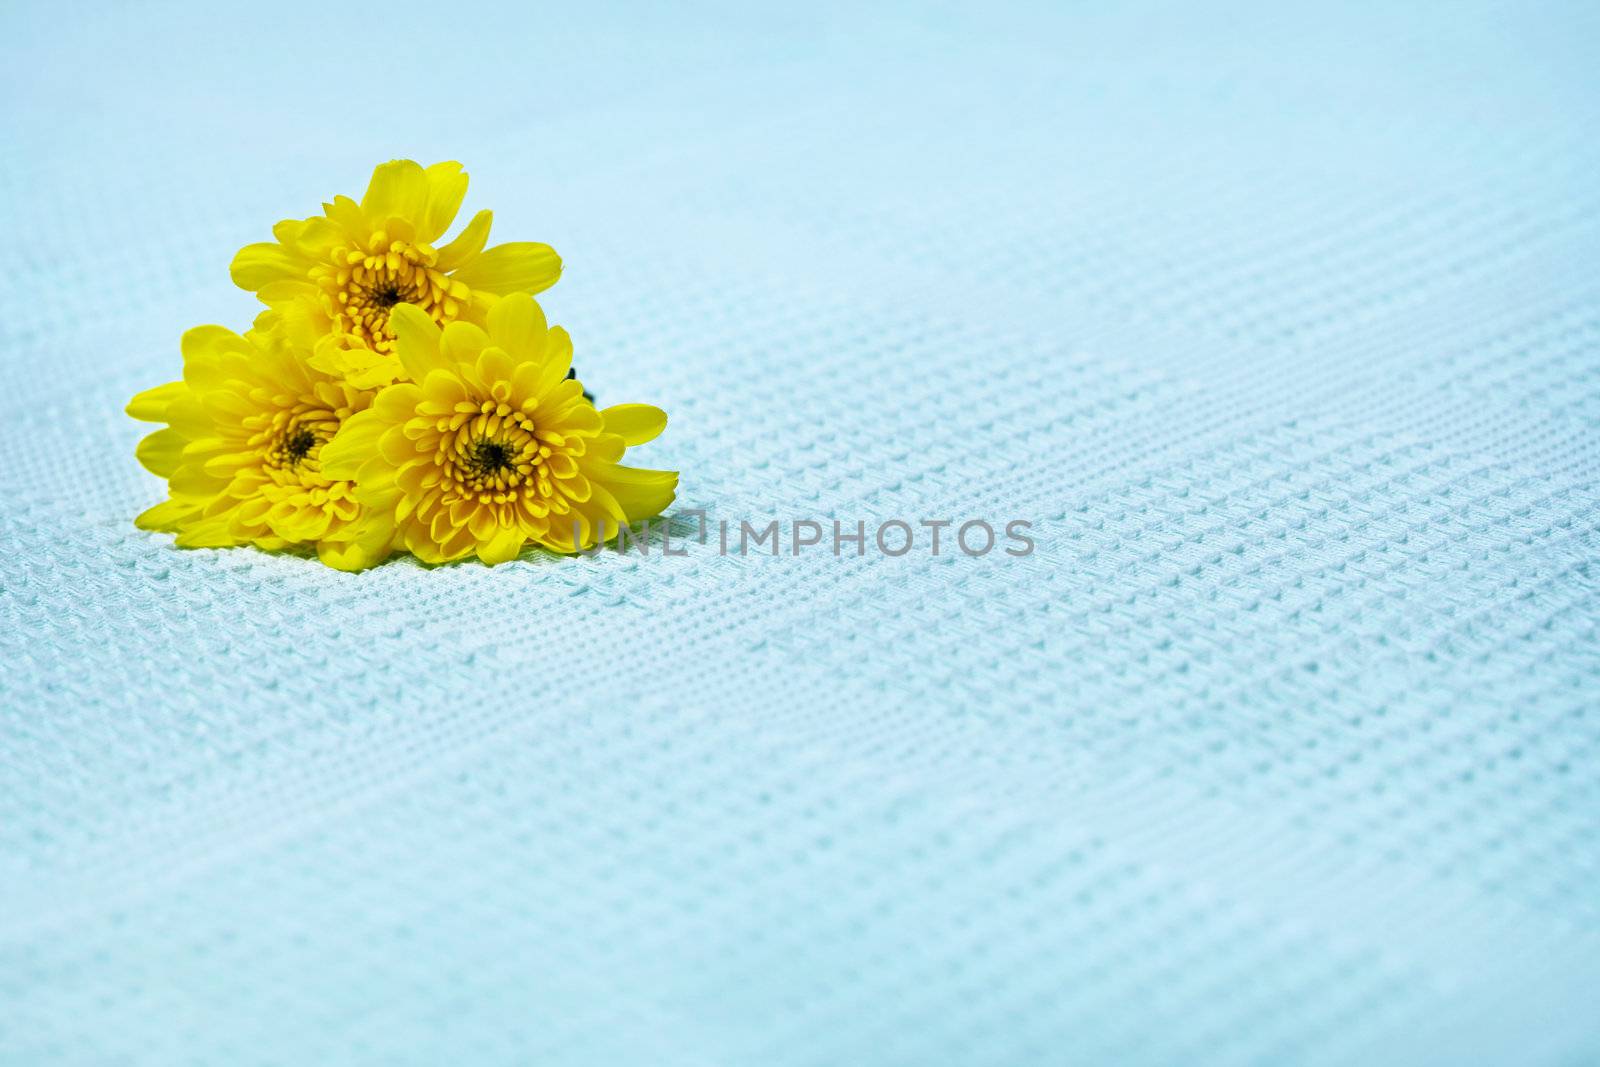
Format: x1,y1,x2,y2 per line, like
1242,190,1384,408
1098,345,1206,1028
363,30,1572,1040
437,402,543,501
315,231,468,354
283,427,317,464
370,282,405,309
258,408,340,481
466,439,515,476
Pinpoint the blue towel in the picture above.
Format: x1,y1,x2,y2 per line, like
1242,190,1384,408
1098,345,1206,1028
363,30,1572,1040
1,1,1597,1063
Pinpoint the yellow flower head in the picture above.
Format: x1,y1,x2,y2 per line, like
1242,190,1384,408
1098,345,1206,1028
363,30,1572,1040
321,294,677,568
128,327,386,570
230,159,561,389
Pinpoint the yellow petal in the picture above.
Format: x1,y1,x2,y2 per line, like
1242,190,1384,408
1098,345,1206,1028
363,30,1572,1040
583,482,627,525
421,368,468,408
558,471,592,503
201,450,255,478
435,209,493,273
264,293,327,350
601,404,668,446
135,428,188,477
164,395,215,440
180,324,246,367
389,303,450,381
440,320,490,369
324,194,365,235
271,218,307,245
135,498,198,531
280,216,342,257
275,506,332,543
345,360,405,391
475,345,514,388
356,456,397,493
126,381,188,422
451,241,562,295
180,329,250,396
309,339,402,390
534,379,601,433
321,406,392,479
467,507,498,541
325,511,399,570
485,291,547,360
420,162,469,244
374,382,424,422
319,538,382,571
528,326,574,400
438,524,478,562
174,519,239,548
237,497,273,524
378,425,414,465
538,517,580,553
592,465,678,521
587,433,625,464
478,525,526,566
169,462,229,500
361,159,428,223
230,242,308,290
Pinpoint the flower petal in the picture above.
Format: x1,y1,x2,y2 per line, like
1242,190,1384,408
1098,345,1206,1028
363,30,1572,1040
168,461,230,500
590,464,679,521
256,278,320,308
485,291,547,360
361,159,428,223
229,242,308,290
324,194,365,235
310,339,402,390
441,320,490,370
420,162,469,244
533,378,601,433
584,481,628,524
378,425,414,465
174,518,240,548
181,324,247,367
528,326,574,401
279,216,342,257
135,497,199,532
601,404,668,446
126,381,188,422
321,407,391,479
318,521,394,571
421,369,468,408
435,209,493,273
586,433,625,464
478,525,526,566
135,428,187,477
163,394,215,441
451,241,562,295
390,303,450,380
375,382,424,422
475,345,515,389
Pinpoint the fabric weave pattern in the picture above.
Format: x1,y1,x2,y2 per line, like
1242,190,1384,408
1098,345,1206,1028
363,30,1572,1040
1,2,1597,1064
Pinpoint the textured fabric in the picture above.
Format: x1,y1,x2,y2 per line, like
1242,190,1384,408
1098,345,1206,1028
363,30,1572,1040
2,2,1598,1064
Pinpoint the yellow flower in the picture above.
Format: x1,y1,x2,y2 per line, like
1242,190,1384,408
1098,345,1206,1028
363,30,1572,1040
229,159,561,389
128,326,387,570
321,294,677,568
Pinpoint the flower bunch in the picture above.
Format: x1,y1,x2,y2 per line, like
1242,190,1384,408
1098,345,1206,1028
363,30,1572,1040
128,160,676,570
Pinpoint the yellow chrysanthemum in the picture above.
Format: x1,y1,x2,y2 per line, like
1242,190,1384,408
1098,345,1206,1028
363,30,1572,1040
321,294,677,568
128,326,386,570
230,159,561,389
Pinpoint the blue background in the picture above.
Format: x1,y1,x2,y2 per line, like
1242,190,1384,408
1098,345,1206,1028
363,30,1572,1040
2,2,1598,1063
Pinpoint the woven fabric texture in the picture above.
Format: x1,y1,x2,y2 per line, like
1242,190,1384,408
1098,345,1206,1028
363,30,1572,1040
2,2,1597,1064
